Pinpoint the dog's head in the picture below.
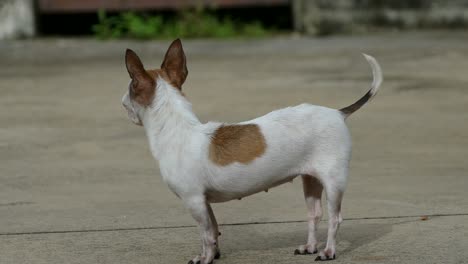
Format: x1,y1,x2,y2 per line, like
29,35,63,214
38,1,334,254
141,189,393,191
122,39,188,126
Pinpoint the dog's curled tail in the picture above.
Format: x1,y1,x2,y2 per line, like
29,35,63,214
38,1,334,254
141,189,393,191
340,54,383,118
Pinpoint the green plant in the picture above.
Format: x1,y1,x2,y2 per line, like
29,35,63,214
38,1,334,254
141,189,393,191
122,12,164,39
241,21,268,37
92,10,125,39
92,9,272,40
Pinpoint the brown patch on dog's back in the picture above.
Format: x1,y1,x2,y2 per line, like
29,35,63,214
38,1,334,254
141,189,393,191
209,124,266,166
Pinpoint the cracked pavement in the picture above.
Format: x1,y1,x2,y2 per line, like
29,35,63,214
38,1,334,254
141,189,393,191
1,32,467,264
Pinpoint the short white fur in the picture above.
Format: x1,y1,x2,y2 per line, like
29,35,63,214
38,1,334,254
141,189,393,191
122,43,383,264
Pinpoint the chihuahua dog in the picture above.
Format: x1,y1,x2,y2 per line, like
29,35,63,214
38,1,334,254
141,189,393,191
122,39,382,264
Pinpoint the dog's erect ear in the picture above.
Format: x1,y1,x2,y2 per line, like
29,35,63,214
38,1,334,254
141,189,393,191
161,39,188,90
126,49,148,80
125,49,155,106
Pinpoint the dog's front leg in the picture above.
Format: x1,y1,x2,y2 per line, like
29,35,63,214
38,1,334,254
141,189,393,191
207,203,221,259
186,197,219,264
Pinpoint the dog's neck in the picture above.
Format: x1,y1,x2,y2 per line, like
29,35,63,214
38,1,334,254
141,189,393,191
142,79,201,160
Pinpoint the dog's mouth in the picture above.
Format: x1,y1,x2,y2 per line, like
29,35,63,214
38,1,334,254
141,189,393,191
123,102,143,126
127,110,143,126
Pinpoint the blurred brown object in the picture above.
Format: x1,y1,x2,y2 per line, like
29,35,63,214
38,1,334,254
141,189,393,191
38,0,289,13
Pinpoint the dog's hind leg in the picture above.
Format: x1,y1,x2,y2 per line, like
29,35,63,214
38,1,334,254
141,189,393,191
315,166,347,261
294,175,323,255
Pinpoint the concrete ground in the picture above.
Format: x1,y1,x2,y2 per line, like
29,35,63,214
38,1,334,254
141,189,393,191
1,31,467,264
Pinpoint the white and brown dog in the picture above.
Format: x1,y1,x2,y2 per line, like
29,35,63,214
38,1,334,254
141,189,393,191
122,39,382,263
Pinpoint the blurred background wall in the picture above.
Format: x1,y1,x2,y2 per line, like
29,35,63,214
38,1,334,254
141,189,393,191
2,0,468,39
0,0,35,39
293,0,468,35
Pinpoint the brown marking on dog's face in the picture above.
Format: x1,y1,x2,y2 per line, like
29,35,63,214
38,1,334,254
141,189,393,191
145,69,160,80
209,124,266,166
146,68,186,97
123,40,188,126
125,49,156,107
160,39,188,90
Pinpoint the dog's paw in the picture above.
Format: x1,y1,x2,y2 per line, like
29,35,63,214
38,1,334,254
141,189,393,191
315,249,336,261
187,259,199,264
294,244,318,255
187,259,212,264
187,256,204,264
214,249,221,259
188,251,219,264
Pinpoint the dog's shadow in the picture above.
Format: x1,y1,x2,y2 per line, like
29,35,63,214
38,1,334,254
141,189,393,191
219,221,392,254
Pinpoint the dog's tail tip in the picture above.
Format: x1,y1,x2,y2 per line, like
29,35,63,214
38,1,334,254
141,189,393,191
362,52,373,61
361,53,383,89
339,53,383,117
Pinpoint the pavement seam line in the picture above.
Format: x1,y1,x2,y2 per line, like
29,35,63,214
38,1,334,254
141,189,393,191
1,212,467,237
